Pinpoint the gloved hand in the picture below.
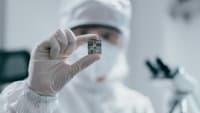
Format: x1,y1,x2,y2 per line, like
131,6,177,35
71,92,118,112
27,29,101,96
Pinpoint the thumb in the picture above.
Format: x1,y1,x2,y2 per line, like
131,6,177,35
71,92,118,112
50,54,100,93
69,54,101,77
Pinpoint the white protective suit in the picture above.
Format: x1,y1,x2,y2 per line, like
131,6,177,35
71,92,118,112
0,0,155,113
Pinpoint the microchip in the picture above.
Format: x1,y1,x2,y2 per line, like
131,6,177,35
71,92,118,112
88,39,101,54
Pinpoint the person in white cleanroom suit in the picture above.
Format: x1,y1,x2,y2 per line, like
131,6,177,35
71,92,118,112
0,0,156,113
165,0,200,112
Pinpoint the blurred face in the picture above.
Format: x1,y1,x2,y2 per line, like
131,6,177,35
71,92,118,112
169,0,200,37
72,26,123,48
166,0,200,82
72,26,123,82
170,0,200,22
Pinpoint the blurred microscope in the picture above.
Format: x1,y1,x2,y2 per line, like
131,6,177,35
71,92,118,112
145,57,191,113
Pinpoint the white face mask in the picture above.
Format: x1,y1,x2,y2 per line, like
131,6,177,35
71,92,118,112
68,40,119,82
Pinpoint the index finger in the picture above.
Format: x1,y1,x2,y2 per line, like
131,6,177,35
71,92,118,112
76,34,100,49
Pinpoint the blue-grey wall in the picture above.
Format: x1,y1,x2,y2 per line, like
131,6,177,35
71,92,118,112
0,0,5,48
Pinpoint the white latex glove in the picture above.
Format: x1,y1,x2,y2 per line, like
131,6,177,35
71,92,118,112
27,29,101,96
